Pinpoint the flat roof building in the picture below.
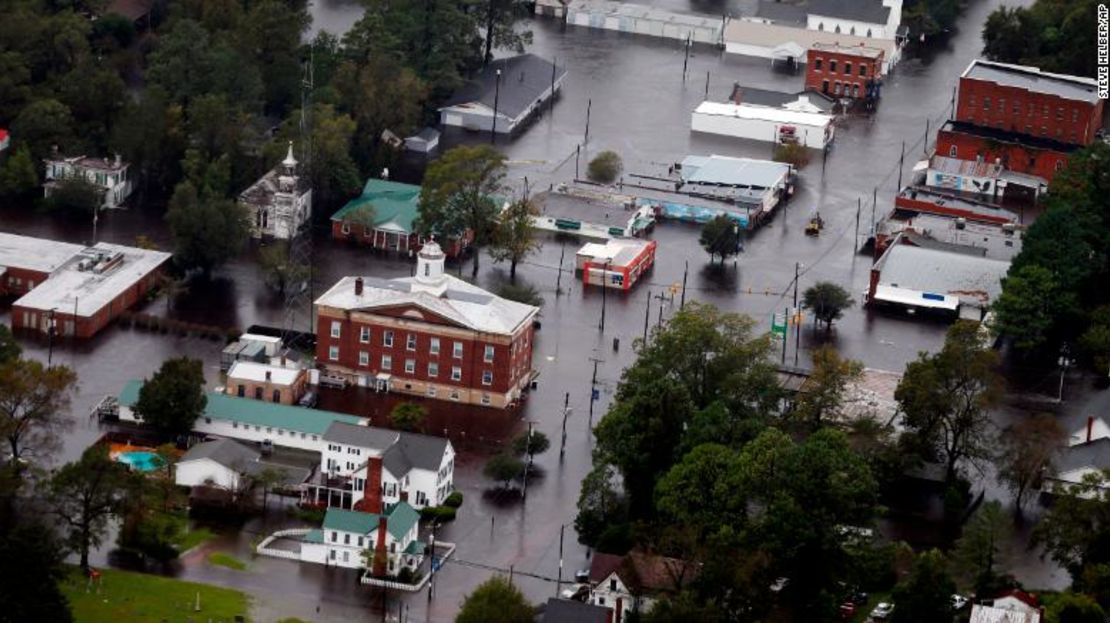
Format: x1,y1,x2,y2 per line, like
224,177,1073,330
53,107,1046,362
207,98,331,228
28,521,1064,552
691,101,835,149
576,239,657,291
439,54,566,136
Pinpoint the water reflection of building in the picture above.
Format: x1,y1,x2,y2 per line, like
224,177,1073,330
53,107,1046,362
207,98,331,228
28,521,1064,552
314,241,539,408
239,142,312,240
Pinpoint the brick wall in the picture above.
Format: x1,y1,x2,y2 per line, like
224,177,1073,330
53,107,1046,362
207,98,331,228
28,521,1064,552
956,76,1105,146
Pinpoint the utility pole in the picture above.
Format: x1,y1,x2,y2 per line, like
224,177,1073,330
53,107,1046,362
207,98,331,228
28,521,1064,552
587,357,603,427
781,307,788,365
923,118,930,154
427,522,437,601
491,68,502,143
653,290,669,330
598,260,610,331
556,242,566,296
855,198,861,251
643,288,651,342
680,261,688,309
522,421,534,500
793,263,801,367
896,140,905,190
871,186,877,236
682,34,691,80
559,392,571,457
584,99,592,144
47,308,56,366
551,57,558,113
556,524,565,598
704,70,710,99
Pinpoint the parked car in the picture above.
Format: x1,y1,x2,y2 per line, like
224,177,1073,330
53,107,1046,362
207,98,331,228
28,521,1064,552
951,594,969,610
839,602,857,620
560,584,589,602
574,569,590,584
870,602,894,620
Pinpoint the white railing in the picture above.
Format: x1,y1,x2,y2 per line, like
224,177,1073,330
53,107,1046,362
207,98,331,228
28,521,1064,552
360,542,457,592
255,528,312,560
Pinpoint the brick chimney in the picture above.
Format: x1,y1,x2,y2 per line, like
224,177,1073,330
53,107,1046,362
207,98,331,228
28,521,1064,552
1088,416,1095,443
372,515,388,577
355,277,364,296
354,456,383,514
265,370,272,382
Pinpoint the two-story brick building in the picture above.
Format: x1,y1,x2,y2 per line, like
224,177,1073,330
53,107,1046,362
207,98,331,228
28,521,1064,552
805,42,884,101
314,241,539,408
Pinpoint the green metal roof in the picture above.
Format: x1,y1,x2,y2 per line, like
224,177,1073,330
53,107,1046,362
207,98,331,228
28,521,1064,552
385,502,420,541
323,508,380,534
304,529,324,544
402,539,425,555
331,179,421,234
118,380,365,436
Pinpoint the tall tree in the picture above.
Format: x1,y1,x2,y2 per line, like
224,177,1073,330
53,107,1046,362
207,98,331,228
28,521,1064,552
0,326,20,364
0,359,77,470
0,144,40,198
1046,592,1105,623
257,241,309,295
266,104,361,213
698,215,742,264
165,181,251,274
0,522,73,623
48,445,131,571
896,321,1001,486
479,0,533,64
655,443,747,538
951,501,1011,596
456,576,533,623
997,413,1065,512
574,464,628,548
991,264,1072,353
889,550,957,623
488,196,540,280
389,402,427,432
793,345,863,431
1033,471,1110,586
483,452,525,490
802,282,854,333
134,357,207,437
10,98,76,161
418,145,507,276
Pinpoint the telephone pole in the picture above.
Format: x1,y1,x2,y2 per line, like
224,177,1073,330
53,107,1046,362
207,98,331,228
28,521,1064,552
559,392,572,457
587,357,603,427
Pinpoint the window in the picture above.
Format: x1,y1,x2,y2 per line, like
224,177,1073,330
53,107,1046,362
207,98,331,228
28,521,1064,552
382,355,392,371
1013,101,1020,115
450,390,460,401
343,551,349,563
859,64,867,77
428,362,439,377
484,345,495,362
814,58,823,71
849,26,855,35
817,22,823,30
983,97,990,111
1043,104,1049,117
237,385,245,397
255,387,263,400
1073,109,1080,123
866,28,872,37
948,145,957,157
1055,160,1064,171
359,351,369,366
834,82,842,96
331,532,337,543
358,537,364,547
844,62,852,75
360,326,370,343
341,223,350,235
999,99,1005,114
610,580,617,591
328,346,339,361
272,389,280,403
451,366,462,381
482,370,493,385
834,24,840,33
453,341,463,358
1056,107,1064,121
405,359,415,374
330,321,341,338
481,393,491,405
233,421,239,428
851,83,860,98
829,60,837,73
427,386,437,397
383,331,394,347
822,79,829,94
406,334,417,351
344,534,350,545
430,337,441,354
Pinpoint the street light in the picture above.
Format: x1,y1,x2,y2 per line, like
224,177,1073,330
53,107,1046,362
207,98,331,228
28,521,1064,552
47,308,57,366
1058,345,1074,402
490,68,503,143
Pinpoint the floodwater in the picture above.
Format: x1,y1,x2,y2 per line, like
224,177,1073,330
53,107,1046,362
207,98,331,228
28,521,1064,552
0,0,1073,619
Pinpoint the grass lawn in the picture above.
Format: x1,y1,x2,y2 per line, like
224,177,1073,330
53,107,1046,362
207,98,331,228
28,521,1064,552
207,552,249,571
62,567,249,622
174,526,215,553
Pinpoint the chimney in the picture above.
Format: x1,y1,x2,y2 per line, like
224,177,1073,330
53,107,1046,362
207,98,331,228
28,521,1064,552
355,277,364,296
356,456,384,514
114,153,121,168
372,515,388,577
1088,416,1095,443
265,370,272,382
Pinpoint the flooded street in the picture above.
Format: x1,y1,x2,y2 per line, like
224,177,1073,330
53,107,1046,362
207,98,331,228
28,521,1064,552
0,0,1076,619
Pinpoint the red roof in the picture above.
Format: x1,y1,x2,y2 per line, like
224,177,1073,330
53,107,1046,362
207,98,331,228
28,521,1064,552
588,550,698,595
994,589,1040,609
0,129,8,142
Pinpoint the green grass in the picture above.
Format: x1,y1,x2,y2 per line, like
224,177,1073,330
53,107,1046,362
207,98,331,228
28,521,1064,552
173,527,215,553
206,552,248,571
62,567,249,622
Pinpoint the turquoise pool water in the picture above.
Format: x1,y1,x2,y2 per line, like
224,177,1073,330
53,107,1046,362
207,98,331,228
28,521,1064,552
116,451,162,472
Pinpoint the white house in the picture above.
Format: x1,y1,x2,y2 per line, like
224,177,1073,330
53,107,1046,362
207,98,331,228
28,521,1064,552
969,604,1040,623
588,551,697,621
439,54,567,135
239,142,312,240
174,438,309,491
44,154,134,209
300,504,424,575
691,101,835,149
308,421,455,511
806,0,902,40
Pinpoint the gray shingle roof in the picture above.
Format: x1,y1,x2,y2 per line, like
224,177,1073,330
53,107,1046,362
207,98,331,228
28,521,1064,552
243,461,311,486
541,598,611,623
808,0,890,25
181,439,259,469
323,421,400,449
1056,439,1110,475
441,54,566,119
753,0,808,25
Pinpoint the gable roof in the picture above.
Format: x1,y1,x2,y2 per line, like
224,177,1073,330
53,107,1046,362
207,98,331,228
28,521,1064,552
993,589,1040,610
324,421,401,449
324,421,450,477
441,54,566,119
180,438,259,468
540,598,611,623
385,501,420,540
589,551,696,594
807,0,891,25
331,179,421,233
323,507,380,534
753,0,807,25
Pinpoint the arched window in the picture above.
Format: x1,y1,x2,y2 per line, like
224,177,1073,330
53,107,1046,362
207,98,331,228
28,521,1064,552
835,25,841,33
850,26,855,35
818,22,824,31
867,29,872,37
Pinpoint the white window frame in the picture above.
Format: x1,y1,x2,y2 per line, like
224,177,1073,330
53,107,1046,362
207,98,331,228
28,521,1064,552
482,370,493,386
328,346,339,361
451,367,462,381
406,334,417,351
330,321,341,338
428,362,439,377
430,337,440,354
381,355,392,371
453,341,463,359
360,326,370,343
405,359,415,374
483,345,494,363
359,351,369,366
384,331,394,347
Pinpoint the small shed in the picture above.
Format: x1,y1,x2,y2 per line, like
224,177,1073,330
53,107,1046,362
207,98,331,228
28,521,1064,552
691,100,835,149
404,128,440,153
576,239,657,290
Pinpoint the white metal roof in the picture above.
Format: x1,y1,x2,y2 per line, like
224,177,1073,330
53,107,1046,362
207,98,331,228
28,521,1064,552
13,242,171,317
680,154,791,188
693,101,832,128
0,232,85,275
576,239,653,267
227,361,304,386
968,604,1040,623
874,244,1010,308
872,284,958,311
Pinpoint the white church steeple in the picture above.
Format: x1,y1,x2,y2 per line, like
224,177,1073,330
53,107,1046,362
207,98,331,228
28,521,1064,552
415,240,446,287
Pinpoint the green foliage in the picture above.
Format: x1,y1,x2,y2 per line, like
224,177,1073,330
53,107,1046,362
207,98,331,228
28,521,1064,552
61,566,248,622
574,464,629,548
587,150,622,184
92,13,136,50
889,550,956,623
511,430,549,457
0,522,73,623
802,281,854,333
991,264,1071,353
772,143,810,168
455,576,534,623
165,181,251,274
951,501,1011,595
389,402,428,432
495,282,543,307
11,99,76,161
419,505,458,521
489,197,540,279
903,0,961,37
698,214,742,264
46,174,104,213
444,491,464,508
0,144,40,198
0,358,78,467
643,591,727,623
895,321,1000,486
1034,471,1110,588
483,453,525,489
207,552,247,571
997,413,1065,511
47,445,131,570
265,104,361,212
1080,305,1110,375
654,443,746,537
0,326,21,365
418,145,507,275
792,345,863,430
982,0,1100,78
258,242,309,295
134,357,207,437
1045,592,1105,623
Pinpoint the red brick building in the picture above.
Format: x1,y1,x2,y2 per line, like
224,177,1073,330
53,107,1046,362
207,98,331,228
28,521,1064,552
805,42,884,100
2,233,170,338
314,241,539,408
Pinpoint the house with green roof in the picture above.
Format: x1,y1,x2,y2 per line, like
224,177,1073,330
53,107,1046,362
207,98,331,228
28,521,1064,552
330,179,472,257
300,502,424,574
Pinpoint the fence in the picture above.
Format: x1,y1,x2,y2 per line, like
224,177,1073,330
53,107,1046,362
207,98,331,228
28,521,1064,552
255,528,311,561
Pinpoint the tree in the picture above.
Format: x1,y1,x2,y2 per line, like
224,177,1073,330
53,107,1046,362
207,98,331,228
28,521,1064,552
45,174,104,213
574,464,628,548
495,282,543,307
511,430,549,457
889,550,956,623
997,414,1065,512
165,181,251,274
802,282,854,333
951,501,1011,596
47,445,131,571
0,359,77,469
1033,471,1110,586
981,1,1099,78
587,150,622,184
455,576,533,623
10,99,76,161
1080,305,1110,376
389,402,427,432
1046,592,1105,623
134,357,207,437
982,6,1036,66
253,466,289,513
643,591,726,623
0,326,20,364
266,104,361,212
146,19,216,105
895,321,1001,486
0,144,39,198
654,443,746,537
479,0,533,64
698,215,741,264
257,242,309,295
483,452,524,489
418,145,506,276
0,522,73,623
991,264,1070,353
488,196,540,280
793,345,863,430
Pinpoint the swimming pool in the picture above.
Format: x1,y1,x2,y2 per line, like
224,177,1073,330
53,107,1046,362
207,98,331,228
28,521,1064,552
115,451,163,472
